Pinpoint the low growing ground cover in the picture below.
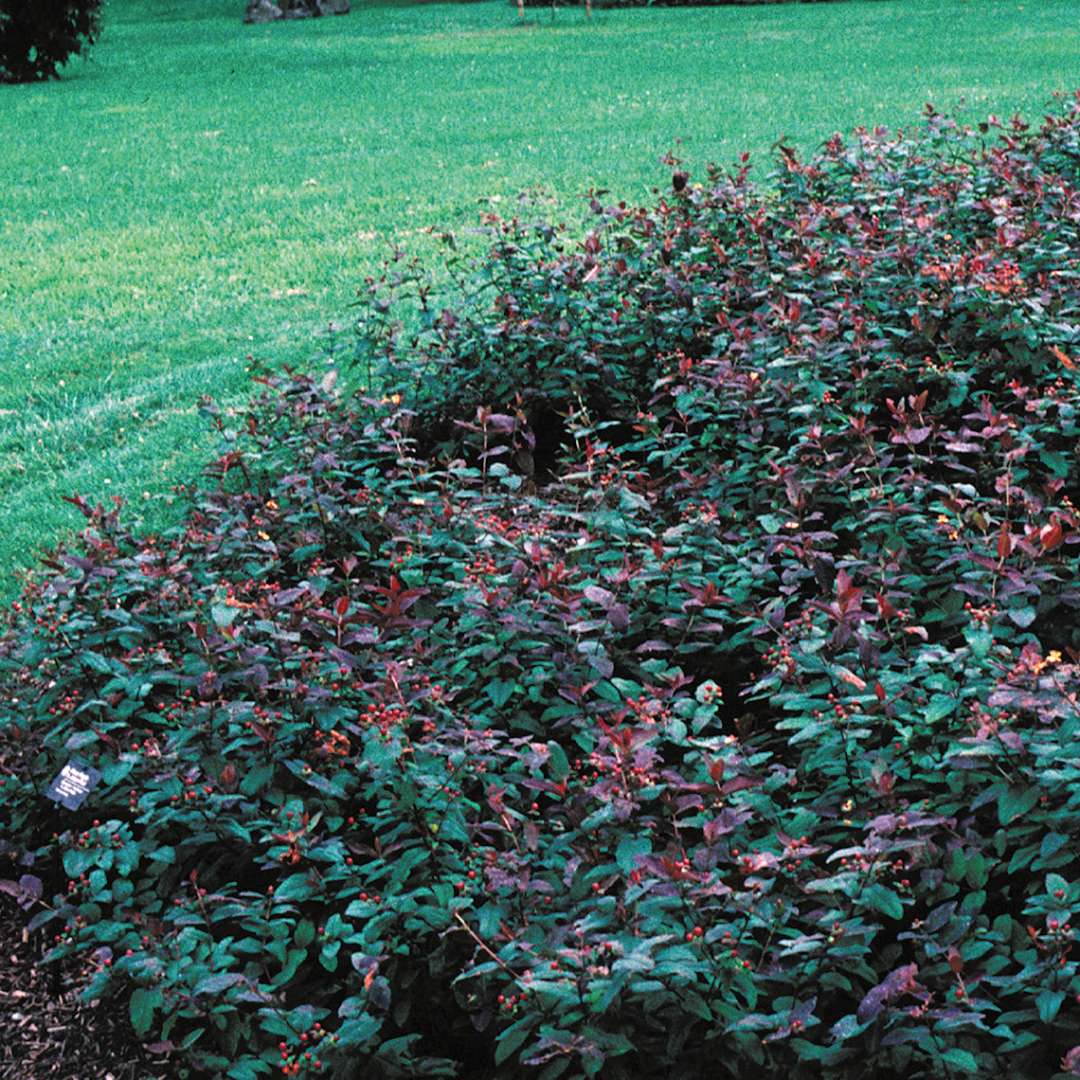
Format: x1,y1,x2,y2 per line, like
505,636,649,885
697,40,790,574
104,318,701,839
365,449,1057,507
2,0,1079,595
2,98,1080,1077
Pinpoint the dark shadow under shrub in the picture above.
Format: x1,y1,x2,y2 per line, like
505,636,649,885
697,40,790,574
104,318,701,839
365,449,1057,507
0,0,102,83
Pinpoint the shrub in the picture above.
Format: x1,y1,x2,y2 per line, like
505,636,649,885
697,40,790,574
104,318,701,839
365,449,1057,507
0,0,103,84
3,95,1080,1079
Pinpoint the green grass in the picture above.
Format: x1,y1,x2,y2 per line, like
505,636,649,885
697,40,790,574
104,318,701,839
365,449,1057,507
1,0,1077,596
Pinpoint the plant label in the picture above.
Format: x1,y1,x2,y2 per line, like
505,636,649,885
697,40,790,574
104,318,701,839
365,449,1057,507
45,760,102,810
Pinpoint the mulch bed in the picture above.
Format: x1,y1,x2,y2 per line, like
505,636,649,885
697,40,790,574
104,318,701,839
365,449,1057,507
0,900,170,1080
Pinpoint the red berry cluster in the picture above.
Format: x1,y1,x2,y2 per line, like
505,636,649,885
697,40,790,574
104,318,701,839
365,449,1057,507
278,1024,337,1074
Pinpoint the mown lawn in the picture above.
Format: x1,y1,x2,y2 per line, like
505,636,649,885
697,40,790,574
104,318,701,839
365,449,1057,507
1,0,1077,595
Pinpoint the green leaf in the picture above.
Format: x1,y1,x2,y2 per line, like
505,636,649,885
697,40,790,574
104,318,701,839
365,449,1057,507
63,848,96,877
998,786,1039,826
439,805,469,844
925,694,955,723
1038,832,1069,860
240,764,275,796
1036,988,1065,1023
860,883,903,920
101,758,134,786
580,804,616,832
964,625,992,658
495,1015,537,1066
590,972,628,1015
477,903,501,939
336,1014,381,1048
273,873,314,903
80,968,111,1003
273,948,308,988
592,680,623,704
179,1026,206,1050
319,942,340,972
1039,449,1070,477
547,741,570,782
1008,844,1037,873
947,379,969,407
226,1062,270,1080
940,1048,978,1073
211,604,238,629
615,837,651,874
129,986,161,1038
946,848,967,883
485,679,516,709
80,650,115,675
683,990,713,1022
1045,873,1072,899
965,853,989,890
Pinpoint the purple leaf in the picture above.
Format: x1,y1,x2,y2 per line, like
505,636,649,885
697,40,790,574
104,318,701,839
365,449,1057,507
584,584,615,608
703,808,751,841
193,972,244,996
634,640,671,653
857,963,921,1023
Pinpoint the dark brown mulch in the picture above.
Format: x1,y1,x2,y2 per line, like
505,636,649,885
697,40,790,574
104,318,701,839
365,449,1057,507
0,900,171,1080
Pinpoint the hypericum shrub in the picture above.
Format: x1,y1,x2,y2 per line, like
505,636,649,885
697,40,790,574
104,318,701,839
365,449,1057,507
0,0,102,83
3,96,1080,1079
